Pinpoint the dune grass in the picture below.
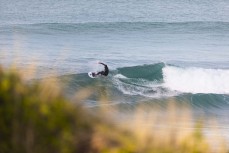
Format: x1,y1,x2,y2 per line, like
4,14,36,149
0,66,227,153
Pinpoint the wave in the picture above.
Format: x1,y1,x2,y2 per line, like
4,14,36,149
2,21,229,34
61,63,229,98
58,63,229,109
114,63,229,95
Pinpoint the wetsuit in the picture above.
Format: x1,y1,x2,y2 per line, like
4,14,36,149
96,63,109,76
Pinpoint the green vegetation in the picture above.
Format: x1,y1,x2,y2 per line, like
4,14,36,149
0,66,227,153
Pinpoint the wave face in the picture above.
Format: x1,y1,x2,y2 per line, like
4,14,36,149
116,63,164,81
112,63,173,98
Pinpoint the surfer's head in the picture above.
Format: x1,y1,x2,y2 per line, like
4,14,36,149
92,73,96,77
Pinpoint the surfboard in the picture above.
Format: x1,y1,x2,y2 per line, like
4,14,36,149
88,72,97,78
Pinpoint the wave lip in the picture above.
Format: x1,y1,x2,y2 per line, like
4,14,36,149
163,66,229,94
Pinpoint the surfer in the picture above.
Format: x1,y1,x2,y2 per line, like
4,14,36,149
93,62,109,77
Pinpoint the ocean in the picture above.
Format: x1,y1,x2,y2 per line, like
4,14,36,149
1,0,229,139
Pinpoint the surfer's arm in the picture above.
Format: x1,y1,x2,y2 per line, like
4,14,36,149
98,62,106,66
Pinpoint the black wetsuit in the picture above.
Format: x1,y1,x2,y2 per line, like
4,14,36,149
97,63,109,76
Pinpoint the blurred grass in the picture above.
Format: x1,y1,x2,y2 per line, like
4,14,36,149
0,65,227,153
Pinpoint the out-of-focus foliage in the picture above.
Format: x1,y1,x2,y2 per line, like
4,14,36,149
0,66,227,153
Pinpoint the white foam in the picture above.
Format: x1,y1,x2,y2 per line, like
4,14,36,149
114,74,127,79
112,74,178,98
163,66,229,94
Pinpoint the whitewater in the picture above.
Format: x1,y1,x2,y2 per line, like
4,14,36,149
163,66,229,94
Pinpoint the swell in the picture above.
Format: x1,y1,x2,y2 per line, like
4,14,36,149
1,21,229,34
